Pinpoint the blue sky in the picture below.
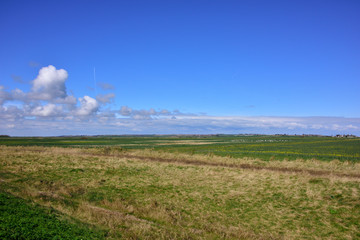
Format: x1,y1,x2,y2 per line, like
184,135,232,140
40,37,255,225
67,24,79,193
1,0,359,136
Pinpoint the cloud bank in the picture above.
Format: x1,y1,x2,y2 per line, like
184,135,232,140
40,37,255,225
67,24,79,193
1,65,360,136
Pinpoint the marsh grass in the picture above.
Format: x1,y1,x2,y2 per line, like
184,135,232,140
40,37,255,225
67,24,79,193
1,146,360,239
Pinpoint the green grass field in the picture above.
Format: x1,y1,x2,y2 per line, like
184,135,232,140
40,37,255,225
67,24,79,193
1,135,359,161
0,135,360,239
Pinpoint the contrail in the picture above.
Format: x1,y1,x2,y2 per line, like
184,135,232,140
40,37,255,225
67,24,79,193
94,67,97,96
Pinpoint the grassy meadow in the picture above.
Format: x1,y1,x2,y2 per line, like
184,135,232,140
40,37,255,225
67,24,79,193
1,135,359,162
0,135,360,239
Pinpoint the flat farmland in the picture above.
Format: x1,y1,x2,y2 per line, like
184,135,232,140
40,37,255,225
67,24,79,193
0,135,360,239
0,135,359,162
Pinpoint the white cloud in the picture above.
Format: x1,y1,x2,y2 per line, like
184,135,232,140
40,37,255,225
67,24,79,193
11,88,27,101
2,66,76,105
345,124,358,130
1,113,360,136
160,109,170,115
118,106,181,119
0,105,24,121
54,95,77,105
168,116,360,135
31,65,68,100
31,104,63,117
76,96,99,116
119,106,132,116
0,66,109,121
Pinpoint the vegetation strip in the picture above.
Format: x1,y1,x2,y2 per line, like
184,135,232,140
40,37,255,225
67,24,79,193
1,135,359,162
93,152,360,179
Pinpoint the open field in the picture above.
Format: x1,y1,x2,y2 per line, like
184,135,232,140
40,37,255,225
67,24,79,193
1,144,360,239
0,135,359,162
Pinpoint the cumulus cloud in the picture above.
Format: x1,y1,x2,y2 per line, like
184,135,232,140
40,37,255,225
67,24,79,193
11,88,27,102
53,95,77,105
77,96,99,116
31,104,63,117
0,65,109,123
2,66,76,105
0,105,24,121
30,65,68,100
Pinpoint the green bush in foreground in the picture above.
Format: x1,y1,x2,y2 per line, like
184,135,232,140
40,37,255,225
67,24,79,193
0,192,106,240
